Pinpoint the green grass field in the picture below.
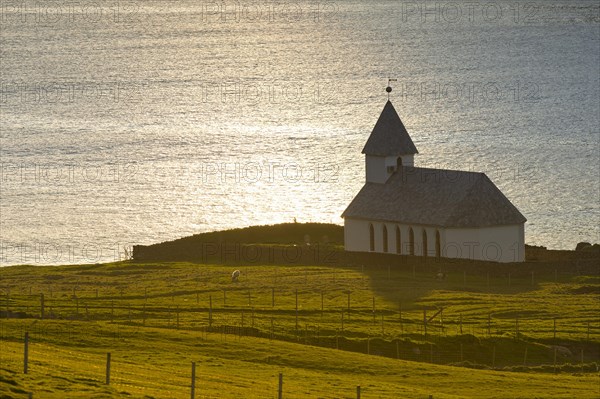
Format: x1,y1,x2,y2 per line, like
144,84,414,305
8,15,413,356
1,257,599,398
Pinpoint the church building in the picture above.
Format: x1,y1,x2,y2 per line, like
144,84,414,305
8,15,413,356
342,99,526,262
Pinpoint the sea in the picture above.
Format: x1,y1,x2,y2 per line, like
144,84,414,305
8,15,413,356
0,0,599,265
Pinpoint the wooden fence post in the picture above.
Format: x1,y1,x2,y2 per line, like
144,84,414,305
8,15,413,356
105,352,111,385
24,332,29,374
347,292,350,312
321,290,324,315
357,385,361,399
278,373,283,399
523,346,528,366
587,322,590,340
553,347,557,373
209,296,213,328
295,289,298,326
191,361,196,399
40,294,44,320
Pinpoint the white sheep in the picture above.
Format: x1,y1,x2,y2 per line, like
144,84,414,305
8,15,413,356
231,270,241,282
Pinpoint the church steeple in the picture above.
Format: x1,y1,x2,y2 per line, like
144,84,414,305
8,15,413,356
362,100,418,183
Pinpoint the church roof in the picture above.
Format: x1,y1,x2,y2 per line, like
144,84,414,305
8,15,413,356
362,100,418,156
342,167,526,228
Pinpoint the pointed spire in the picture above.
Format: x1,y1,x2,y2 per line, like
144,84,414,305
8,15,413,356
362,101,418,156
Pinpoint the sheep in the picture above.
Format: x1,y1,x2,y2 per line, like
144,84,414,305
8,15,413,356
435,271,447,281
231,270,241,282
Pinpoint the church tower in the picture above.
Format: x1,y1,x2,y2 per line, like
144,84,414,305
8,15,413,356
362,100,418,183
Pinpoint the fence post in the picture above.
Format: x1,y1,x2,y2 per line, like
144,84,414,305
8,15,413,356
40,294,44,320
523,346,528,366
24,332,29,374
587,322,590,340
105,353,111,385
278,373,283,399
321,290,324,315
209,296,213,329
191,361,196,399
295,289,299,330
347,292,350,312
357,385,361,399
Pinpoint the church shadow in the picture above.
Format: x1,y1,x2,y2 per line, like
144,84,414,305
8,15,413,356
330,249,598,313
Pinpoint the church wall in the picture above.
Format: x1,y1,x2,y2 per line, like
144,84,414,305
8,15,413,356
344,218,373,252
365,156,387,184
444,224,525,262
344,218,525,262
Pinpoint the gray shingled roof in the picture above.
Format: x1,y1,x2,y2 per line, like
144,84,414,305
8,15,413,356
342,167,526,227
362,101,418,156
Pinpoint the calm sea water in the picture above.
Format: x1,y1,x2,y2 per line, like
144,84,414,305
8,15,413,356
1,0,599,265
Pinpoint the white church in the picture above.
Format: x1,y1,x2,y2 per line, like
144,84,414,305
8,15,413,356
342,99,526,263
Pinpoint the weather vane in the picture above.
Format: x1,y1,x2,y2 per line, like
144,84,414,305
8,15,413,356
386,77,397,100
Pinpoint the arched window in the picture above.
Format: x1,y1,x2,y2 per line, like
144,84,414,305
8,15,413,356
435,230,441,258
422,229,428,257
397,157,403,169
395,226,401,254
382,225,388,253
369,224,375,252
409,227,415,255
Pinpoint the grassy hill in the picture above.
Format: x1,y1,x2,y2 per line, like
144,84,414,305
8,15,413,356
1,224,599,398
